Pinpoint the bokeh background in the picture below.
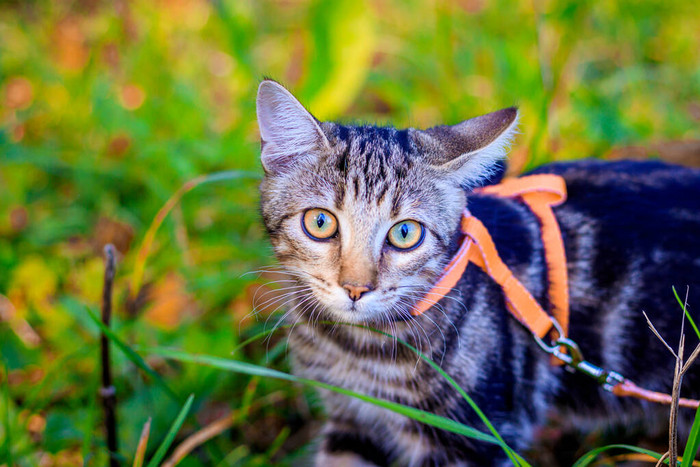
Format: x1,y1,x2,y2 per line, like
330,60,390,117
1,0,699,465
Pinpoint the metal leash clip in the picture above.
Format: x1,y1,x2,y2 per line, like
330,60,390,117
534,318,626,392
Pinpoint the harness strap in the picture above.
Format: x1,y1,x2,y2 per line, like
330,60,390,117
411,174,565,343
462,216,554,339
478,174,569,339
411,173,700,409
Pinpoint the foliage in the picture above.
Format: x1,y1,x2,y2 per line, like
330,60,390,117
1,0,699,465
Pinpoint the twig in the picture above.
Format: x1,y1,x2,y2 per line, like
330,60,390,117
643,311,678,359
101,244,120,467
682,343,700,376
655,451,669,467
645,287,694,467
668,289,692,466
668,289,690,466
669,335,684,467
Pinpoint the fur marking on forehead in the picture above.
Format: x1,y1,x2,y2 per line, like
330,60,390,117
325,125,418,205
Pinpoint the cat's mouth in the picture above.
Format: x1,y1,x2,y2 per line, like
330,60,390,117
279,272,426,325
307,285,418,326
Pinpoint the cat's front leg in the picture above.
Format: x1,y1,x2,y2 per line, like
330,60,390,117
316,421,391,467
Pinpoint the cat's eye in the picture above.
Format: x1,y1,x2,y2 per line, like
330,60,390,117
302,208,338,240
387,220,424,250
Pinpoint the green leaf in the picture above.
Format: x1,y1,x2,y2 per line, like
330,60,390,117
145,394,194,467
84,307,180,402
682,405,700,467
305,0,376,119
573,444,664,467
146,348,501,447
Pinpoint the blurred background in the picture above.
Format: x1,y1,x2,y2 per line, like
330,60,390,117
1,0,699,465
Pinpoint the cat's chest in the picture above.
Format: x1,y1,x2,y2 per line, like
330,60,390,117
288,324,435,403
288,326,439,456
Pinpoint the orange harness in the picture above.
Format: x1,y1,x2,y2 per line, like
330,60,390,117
412,174,699,410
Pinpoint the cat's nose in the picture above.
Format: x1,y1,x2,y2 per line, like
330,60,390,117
342,284,371,301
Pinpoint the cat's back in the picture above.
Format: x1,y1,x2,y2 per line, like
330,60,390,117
528,159,699,258
529,158,700,209
528,159,700,405
530,158,699,211
528,159,700,276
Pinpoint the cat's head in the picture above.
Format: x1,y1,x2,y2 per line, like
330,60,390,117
257,79,517,325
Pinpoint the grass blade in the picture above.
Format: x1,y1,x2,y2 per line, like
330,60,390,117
84,307,180,402
147,348,504,447
133,417,152,467
682,406,700,467
1,361,12,467
146,394,194,467
81,376,99,466
130,170,260,297
673,286,699,340
573,444,663,467
264,426,290,460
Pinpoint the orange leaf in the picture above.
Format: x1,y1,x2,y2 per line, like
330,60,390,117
144,273,196,330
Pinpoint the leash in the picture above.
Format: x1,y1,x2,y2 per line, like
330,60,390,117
411,174,699,410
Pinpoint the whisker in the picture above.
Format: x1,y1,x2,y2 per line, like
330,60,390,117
263,289,315,329
265,292,317,354
397,290,462,347
252,284,310,309
284,308,308,357
394,300,433,368
244,289,306,325
259,289,312,331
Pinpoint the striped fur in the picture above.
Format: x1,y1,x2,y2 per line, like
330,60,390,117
256,80,700,466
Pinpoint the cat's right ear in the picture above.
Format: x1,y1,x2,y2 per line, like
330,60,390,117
256,80,330,175
414,107,519,187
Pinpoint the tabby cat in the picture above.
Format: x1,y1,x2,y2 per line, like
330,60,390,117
255,79,700,466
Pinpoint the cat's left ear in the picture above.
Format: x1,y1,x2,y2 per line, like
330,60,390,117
256,79,331,175
415,107,519,186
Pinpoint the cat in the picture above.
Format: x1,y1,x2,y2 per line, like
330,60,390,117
255,79,700,466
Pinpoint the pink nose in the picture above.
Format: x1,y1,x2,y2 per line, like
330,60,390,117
343,284,371,301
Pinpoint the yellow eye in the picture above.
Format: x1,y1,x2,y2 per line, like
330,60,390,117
302,209,338,240
387,220,424,250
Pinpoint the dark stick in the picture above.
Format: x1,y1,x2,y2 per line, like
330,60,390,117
100,244,120,467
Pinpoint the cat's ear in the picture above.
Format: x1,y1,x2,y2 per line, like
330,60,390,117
415,107,519,186
256,79,331,174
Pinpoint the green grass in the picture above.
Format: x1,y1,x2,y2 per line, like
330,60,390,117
1,0,700,465
1,362,13,467
685,409,700,467
674,286,700,341
145,394,194,467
